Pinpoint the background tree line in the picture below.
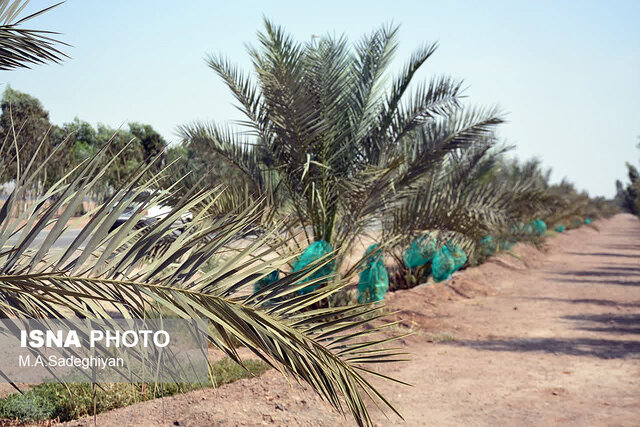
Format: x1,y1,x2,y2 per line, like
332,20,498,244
615,138,640,215
0,86,167,200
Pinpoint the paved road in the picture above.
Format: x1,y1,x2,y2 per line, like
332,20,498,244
6,228,83,250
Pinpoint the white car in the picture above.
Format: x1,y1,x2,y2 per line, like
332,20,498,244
110,190,192,232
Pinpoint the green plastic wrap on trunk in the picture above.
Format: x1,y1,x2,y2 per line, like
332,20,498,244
253,269,280,294
533,219,547,235
292,240,335,295
523,222,534,235
403,234,438,269
432,245,455,282
357,244,389,303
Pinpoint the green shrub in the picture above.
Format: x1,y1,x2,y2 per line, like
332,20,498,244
0,390,57,421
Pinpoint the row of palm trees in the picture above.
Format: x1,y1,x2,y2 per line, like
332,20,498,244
178,19,615,283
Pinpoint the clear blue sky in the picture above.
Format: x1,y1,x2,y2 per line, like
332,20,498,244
3,0,639,197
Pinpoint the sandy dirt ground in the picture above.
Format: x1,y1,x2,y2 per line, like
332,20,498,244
64,214,640,426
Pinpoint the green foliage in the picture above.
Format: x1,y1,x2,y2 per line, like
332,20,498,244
164,142,250,194
95,124,145,189
0,390,56,421
64,119,100,163
165,144,200,184
615,139,640,215
481,156,615,242
387,143,549,267
0,88,168,199
129,122,167,171
180,19,505,280
542,177,616,227
0,358,269,422
161,142,257,221
0,86,69,188
375,119,614,290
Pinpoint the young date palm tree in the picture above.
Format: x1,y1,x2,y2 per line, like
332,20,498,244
385,134,555,263
180,19,503,271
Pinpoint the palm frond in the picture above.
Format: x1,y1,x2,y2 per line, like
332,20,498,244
0,0,68,70
0,126,404,426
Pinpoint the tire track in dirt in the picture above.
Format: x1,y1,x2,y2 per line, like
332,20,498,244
67,214,640,426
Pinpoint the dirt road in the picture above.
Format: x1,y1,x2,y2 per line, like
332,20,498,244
70,214,640,426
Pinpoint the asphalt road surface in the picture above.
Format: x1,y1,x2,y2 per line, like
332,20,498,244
6,228,83,250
